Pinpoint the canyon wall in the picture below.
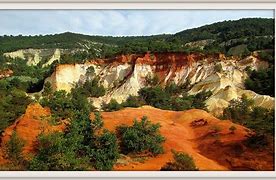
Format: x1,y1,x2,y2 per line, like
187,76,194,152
47,52,274,115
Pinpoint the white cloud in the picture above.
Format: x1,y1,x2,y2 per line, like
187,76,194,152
0,10,273,36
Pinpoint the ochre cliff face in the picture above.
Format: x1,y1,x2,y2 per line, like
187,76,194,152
47,52,274,114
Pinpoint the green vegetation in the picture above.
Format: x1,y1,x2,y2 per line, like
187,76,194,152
77,78,106,98
0,79,32,133
138,86,212,111
222,95,274,147
29,85,119,170
245,67,274,97
102,99,122,112
102,83,211,112
161,150,198,171
5,132,25,164
0,18,273,59
172,18,274,54
116,116,165,155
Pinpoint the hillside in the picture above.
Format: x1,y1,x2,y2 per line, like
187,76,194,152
0,18,274,57
0,103,273,170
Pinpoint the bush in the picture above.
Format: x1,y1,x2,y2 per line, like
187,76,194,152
116,116,165,155
29,132,89,171
245,67,274,97
145,74,159,86
161,150,198,171
222,95,254,124
82,78,106,97
87,112,120,170
102,98,123,112
138,86,211,111
40,90,74,119
0,85,32,133
138,86,171,109
5,131,24,164
88,129,119,170
121,95,145,108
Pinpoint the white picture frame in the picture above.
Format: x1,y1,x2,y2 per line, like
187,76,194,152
0,0,275,179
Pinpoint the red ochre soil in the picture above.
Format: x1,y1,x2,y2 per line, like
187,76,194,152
0,103,274,171
0,103,65,163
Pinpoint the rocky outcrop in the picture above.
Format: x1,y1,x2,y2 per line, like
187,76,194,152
47,52,274,114
4,48,79,67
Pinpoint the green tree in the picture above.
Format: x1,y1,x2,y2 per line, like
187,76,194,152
117,116,165,155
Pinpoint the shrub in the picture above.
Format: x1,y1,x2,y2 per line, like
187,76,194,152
245,67,274,97
121,95,145,108
116,116,165,155
29,132,89,171
5,131,24,164
88,129,119,170
138,86,170,109
222,95,254,124
102,98,123,112
0,86,32,133
145,74,159,86
161,150,198,171
40,90,74,119
82,78,106,97
88,112,120,170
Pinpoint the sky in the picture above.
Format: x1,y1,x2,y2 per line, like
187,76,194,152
0,10,274,36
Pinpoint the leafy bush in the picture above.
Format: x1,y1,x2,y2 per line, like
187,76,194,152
161,150,198,171
245,67,274,97
5,131,24,164
88,129,119,170
102,99,123,112
222,95,254,124
40,90,74,119
0,83,32,132
82,78,106,98
145,74,159,86
29,132,89,171
116,116,165,155
121,95,145,108
138,86,171,109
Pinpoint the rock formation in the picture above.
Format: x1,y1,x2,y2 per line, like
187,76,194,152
46,52,274,115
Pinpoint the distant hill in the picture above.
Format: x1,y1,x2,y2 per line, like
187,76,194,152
0,18,274,57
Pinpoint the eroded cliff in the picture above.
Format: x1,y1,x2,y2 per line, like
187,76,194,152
46,52,274,115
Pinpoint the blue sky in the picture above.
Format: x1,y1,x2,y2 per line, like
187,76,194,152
0,10,274,36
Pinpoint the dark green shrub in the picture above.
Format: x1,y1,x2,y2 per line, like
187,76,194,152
40,90,74,119
116,116,165,155
82,78,105,97
245,67,274,97
121,95,145,108
145,74,159,86
5,131,24,164
161,150,198,171
29,132,89,171
102,99,123,112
